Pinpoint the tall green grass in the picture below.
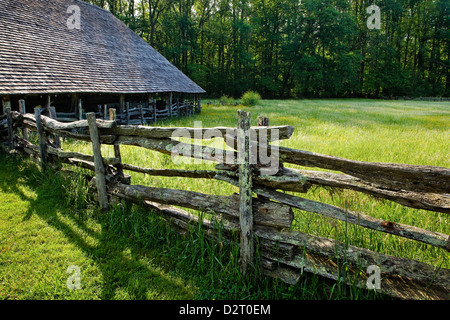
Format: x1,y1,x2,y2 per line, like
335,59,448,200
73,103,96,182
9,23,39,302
62,99,449,271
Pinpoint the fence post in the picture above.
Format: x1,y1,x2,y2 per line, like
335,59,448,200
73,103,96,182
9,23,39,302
109,108,116,122
18,100,28,141
257,115,270,201
109,108,124,178
34,107,48,171
86,112,109,210
257,115,269,127
45,95,51,111
256,115,270,167
237,110,253,275
48,106,61,149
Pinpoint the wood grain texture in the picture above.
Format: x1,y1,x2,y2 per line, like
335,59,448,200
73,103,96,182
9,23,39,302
86,113,108,210
110,182,293,229
237,110,254,274
278,146,450,194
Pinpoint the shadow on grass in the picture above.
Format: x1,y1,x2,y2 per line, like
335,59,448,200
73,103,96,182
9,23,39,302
0,151,194,300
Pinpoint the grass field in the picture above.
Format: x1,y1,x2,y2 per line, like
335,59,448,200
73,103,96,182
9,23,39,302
1,98,449,300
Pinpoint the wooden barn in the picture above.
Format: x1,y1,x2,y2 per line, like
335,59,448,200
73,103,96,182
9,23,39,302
0,0,206,124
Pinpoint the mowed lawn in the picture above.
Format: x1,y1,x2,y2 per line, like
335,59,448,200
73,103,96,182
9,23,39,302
1,98,449,300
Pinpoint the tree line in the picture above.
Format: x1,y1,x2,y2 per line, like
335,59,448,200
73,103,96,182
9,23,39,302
83,0,449,98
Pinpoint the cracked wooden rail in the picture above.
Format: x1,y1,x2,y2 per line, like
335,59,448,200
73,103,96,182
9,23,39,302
216,174,450,252
225,132,450,194
224,133,450,214
105,189,450,300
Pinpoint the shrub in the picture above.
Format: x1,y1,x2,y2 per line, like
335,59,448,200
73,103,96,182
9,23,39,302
219,95,234,106
241,91,261,106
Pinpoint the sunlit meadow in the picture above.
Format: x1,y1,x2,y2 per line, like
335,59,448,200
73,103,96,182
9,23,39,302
63,99,450,268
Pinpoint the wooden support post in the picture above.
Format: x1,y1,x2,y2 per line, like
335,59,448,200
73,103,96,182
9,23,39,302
169,92,173,117
119,95,125,115
139,103,145,124
78,99,83,120
46,95,51,111
257,116,270,200
197,96,202,113
71,93,79,114
48,106,61,149
237,110,253,275
109,108,124,177
257,115,269,127
2,96,11,115
153,97,157,124
35,107,48,171
86,112,109,210
256,115,270,164
125,102,130,125
18,99,26,114
18,100,28,141
180,94,185,116
193,95,197,113
113,144,123,177
103,104,107,120
147,94,153,123
5,107,13,151
109,108,116,122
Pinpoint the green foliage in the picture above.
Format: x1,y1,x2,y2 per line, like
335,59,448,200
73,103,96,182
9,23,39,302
82,0,449,98
241,91,261,106
219,95,235,106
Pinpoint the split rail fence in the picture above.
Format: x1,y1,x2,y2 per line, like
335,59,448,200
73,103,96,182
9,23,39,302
0,105,449,300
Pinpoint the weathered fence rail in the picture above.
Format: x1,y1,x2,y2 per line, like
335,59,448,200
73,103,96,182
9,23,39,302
1,106,449,300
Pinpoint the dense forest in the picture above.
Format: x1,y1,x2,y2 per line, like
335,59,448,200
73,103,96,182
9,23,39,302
83,0,449,98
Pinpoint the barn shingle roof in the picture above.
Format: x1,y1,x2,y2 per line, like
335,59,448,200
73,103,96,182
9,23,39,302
0,0,206,95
